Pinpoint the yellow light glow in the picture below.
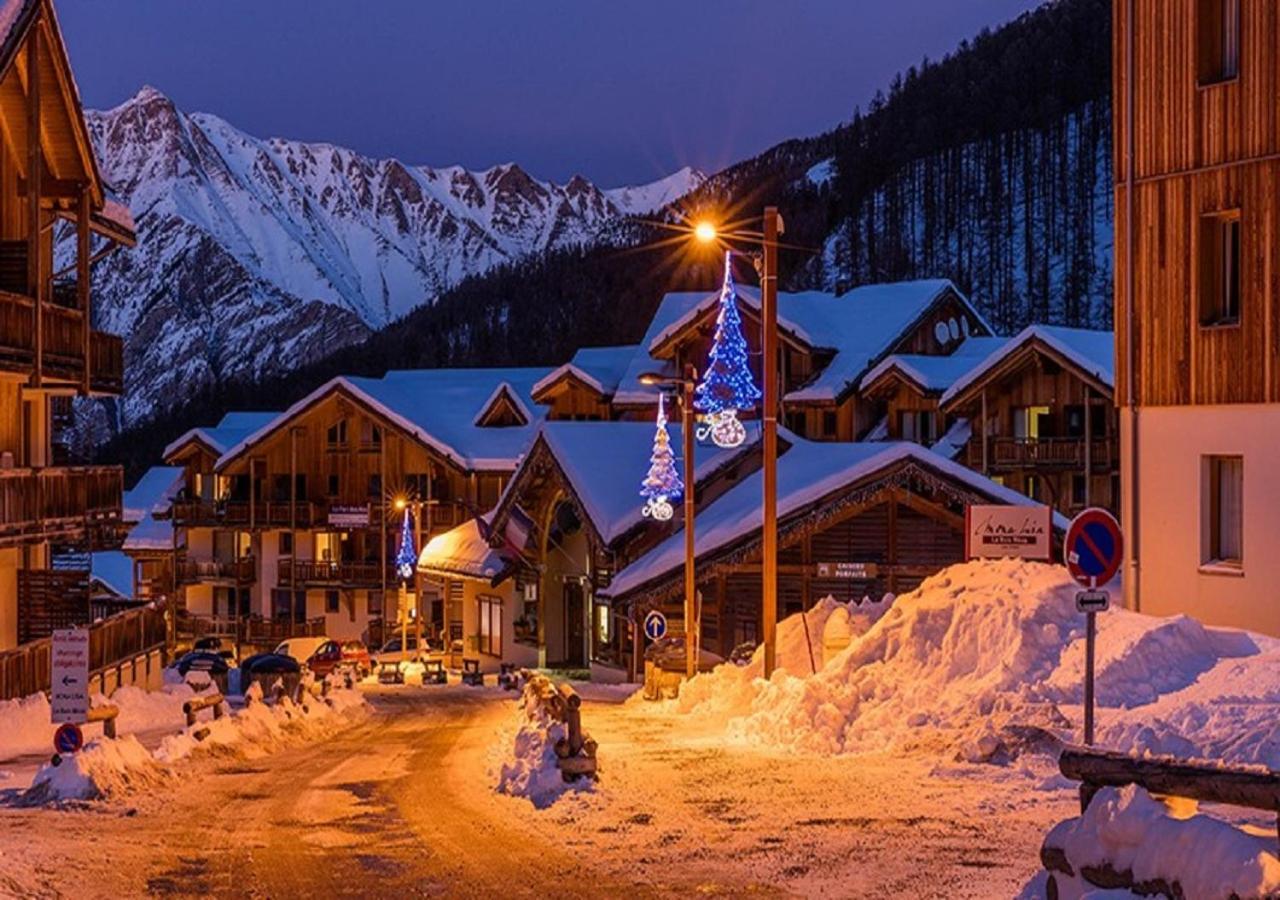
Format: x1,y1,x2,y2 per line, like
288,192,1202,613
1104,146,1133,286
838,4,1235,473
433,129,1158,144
694,221,717,243
394,497,407,511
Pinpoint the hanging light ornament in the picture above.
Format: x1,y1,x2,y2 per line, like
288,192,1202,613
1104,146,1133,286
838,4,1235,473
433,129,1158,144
695,250,761,449
395,506,417,581
640,394,683,521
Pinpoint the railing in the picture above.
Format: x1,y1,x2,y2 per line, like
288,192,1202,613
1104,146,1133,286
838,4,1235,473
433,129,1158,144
171,498,473,532
176,557,255,584
965,437,1117,470
279,560,395,588
0,288,124,393
175,611,325,647
0,466,123,545
0,600,167,701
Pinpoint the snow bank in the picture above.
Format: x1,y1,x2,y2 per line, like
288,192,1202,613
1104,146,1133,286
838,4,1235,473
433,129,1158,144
1033,785,1280,899
492,682,591,808
672,560,1280,765
24,736,166,803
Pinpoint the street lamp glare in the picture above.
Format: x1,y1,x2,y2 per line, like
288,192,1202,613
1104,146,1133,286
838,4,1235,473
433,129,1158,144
694,221,717,243
394,496,407,511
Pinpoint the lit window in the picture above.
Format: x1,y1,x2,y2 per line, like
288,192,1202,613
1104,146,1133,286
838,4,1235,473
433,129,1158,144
1204,456,1243,567
477,594,502,657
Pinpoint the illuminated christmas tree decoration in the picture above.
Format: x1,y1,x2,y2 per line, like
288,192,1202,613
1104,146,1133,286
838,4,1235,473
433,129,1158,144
695,250,760,449
640,394,683,521
395,506,417,581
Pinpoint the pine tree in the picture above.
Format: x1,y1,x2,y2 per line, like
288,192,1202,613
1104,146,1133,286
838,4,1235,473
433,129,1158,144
640,394,682,521
695,251,761,417
395,507,416,580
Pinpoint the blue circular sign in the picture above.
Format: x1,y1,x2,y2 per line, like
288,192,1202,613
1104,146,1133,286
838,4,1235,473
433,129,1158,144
643,610,667,642
53,723,83,755
1065,508,1124,587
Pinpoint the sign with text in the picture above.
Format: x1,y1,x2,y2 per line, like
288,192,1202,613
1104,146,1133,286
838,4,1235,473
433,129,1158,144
1075,590,1110,613
328,505,370,528
965,504,1052,561
814,561,878,579
50,628,89,725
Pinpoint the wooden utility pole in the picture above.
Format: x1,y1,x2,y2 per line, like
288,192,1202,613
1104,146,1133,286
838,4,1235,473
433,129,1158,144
77,187,91,395
761,208,780,677
682,365,696,679
26,24,42,388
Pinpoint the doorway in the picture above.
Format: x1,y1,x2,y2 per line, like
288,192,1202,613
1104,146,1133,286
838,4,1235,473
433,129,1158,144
562,581,585,667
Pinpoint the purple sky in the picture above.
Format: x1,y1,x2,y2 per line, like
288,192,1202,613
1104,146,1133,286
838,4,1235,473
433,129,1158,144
59,0,1043,187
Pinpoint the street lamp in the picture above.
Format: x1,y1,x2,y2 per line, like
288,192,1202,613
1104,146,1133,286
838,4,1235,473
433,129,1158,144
393,495,421,660
639,365,699,680
690,209,783,677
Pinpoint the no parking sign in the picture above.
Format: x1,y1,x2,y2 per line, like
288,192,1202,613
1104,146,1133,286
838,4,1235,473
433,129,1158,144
1064,508,1124,589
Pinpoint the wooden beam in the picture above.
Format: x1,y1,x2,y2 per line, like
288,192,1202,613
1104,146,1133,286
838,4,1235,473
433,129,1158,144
77,185,89,395
26,23,41,388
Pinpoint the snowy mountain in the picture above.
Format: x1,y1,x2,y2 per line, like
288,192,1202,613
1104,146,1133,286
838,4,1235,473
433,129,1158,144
79,86,704,426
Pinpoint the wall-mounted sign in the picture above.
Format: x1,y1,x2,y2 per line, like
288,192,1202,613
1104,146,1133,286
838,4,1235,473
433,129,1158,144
328,505,370,528
965,504,1052,560
814,561,878,579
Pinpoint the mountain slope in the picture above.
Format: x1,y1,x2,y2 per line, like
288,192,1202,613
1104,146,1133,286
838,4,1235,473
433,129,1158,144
79,87,704,425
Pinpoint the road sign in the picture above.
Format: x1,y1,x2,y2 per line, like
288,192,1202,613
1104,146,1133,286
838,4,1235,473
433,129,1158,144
1065,508,1124,588
50,628,89,725
815,561,878,579
642,610,667,642
1075,590,1110,613
53,723,83,755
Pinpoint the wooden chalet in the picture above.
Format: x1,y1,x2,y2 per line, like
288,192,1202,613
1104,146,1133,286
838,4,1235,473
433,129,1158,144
599,439,1066,670
1115,0,1280,634
0,0,135,650
937,326,1117,517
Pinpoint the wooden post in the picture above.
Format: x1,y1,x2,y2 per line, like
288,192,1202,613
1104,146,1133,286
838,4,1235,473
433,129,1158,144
78,187,91,395
26,25,42,388
761,208,780,677
980,388,989,475
290,427,298,627
682,367,696,680
1083,386,1093,508
379,435,387,636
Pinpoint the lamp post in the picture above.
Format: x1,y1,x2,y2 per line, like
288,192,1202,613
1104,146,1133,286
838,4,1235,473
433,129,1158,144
393,496,421,657
639,365,699,679
692,208,784,676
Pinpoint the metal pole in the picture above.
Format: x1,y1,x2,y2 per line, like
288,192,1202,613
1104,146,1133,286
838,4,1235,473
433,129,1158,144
761,208,780,677
682,368,697,680
1084,609,1096,746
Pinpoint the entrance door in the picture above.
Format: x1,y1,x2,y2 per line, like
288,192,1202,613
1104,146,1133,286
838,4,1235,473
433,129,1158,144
562,581,585,667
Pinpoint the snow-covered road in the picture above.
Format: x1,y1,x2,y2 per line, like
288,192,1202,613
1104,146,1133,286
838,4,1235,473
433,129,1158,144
0,685,1078,897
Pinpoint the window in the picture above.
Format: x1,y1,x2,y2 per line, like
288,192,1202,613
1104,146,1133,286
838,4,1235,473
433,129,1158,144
325,590,341,614
1065,405,1086,438
897,411,936,444
1071,474,1087,507
1200,212,1241,326
1014,406,1053,440
327,474,339,497
1203,455,1243,568
477,594,502,657
326,419,347,449
279,532,293,556
1025,475,1041,502
360,419,382,450
822,411,838,437
368,589,383,617
1198,0,1240,85
367,474,382,498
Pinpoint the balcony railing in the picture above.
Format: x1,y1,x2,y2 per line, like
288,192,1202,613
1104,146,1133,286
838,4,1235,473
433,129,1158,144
0,287,124,394
0,465,123,545
170,498,473,532
278,560,397,588
176,557,255,585
965,437,1118,471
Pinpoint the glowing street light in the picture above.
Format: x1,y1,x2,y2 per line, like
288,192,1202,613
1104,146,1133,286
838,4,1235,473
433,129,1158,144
694,220,718,243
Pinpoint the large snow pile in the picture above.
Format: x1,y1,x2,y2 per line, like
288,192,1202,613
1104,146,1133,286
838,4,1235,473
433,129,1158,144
492,681,591,808
24,736,166,803
1025,785,1280,899
673,560,1280,764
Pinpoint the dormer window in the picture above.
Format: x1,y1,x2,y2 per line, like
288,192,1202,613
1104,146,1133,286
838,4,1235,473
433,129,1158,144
326,419,347,450
475,384,530,428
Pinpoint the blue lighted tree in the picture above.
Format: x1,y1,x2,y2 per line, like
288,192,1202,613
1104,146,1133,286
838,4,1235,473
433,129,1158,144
695,251,760,447
395,507,416,581
640,394,682,521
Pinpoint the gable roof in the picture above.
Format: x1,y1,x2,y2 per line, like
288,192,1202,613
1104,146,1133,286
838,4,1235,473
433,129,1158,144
123,465,184,524
473,382,533,427
599,438,1066,602
859,336,1008,396
531,344,637,401
216,368,551,474
939,325,1115,410
163,411,279,462
613,279,992,408
417,516,511,583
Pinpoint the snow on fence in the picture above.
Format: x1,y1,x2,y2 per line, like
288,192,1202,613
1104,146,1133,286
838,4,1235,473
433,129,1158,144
1037,747,1280,898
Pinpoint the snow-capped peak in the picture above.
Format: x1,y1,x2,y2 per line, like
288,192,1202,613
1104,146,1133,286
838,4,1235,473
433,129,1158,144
605,165,706,216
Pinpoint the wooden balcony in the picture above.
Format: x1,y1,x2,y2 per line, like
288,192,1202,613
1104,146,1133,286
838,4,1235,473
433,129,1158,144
0,465,123,546
278,560,397,588
176,557,256,585
964,437,1119,472
0,288,124,394
171,500,320,529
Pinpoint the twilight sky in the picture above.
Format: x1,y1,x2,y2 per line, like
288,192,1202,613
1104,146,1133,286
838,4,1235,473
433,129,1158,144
59,0,1043,187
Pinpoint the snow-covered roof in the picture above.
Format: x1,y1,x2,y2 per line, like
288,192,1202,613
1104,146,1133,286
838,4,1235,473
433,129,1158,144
417,517,510,582
527,421,758,546
614,279,990,407
472,381,533,427
123,465,184,523
531,344,637,400
123,513,175,552
163,411,279,461
859,336,1007,395
91,551,132,598
931,417,972,460
940,325,1115,409
217,368,551,474
600,439,1067,601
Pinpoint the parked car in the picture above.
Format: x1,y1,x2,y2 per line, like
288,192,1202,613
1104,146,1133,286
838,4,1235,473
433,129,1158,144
240,652,301,676
273,637,330,665
302,639,345,678
339,640,371,677
175,650,230,677
192,635,236,661
369,633,438,668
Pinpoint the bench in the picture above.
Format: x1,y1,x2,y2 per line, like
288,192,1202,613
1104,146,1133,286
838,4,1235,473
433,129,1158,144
497,662,520,691
422,659,447,685
461,659,484,686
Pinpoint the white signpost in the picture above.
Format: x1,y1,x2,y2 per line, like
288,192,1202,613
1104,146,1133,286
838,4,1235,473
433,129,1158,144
50,628,90,725
964,504,1053,560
